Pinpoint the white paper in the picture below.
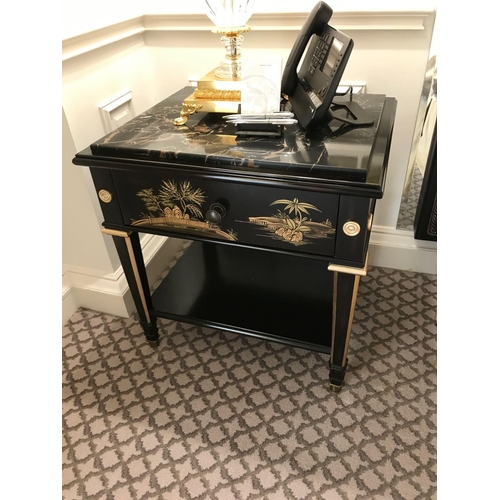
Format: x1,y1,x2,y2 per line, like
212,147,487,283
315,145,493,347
240,57,282,115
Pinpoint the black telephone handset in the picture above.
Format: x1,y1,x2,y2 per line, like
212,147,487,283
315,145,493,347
282,1,365,130
281,2,333,97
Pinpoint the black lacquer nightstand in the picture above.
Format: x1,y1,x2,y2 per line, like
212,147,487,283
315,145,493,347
74,86,397,391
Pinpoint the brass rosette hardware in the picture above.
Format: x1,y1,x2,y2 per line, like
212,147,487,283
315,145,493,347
98,189,113,203
343,221,361,237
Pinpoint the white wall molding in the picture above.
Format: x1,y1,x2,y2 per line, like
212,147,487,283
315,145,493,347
63,10,431,61
98,89,134,133
143,11,429,32
62,235,187,325
368,225,437,274
62,17,145,61
62,268,134,325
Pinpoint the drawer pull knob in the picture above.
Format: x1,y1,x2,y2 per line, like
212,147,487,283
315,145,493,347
206,203,227,224
343,221,361,237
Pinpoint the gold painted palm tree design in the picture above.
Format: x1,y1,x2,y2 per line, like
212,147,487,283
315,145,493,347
249,198,334,244
132,180,237,241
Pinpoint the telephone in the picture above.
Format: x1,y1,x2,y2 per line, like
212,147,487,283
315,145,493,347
282,1,372,130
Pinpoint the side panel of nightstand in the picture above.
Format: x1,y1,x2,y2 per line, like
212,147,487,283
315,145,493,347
89,168,125,226
334,195,372,264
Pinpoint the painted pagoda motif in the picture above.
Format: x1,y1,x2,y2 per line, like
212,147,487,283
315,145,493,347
248,198,334,245
132,180,237,241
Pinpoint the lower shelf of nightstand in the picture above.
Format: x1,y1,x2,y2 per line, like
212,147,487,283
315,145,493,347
151,241,333,353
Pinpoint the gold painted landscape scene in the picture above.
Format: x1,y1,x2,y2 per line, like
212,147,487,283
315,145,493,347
132,180,335,245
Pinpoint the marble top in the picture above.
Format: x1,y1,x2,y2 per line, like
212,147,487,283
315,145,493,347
88,87,392,185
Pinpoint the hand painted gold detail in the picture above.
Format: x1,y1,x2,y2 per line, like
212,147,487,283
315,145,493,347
248,198,334,245
132,180,237,241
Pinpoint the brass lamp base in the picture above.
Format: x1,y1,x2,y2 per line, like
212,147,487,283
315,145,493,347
174,69,242,126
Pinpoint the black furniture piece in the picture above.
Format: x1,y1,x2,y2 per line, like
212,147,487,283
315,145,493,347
414,123,437,241
73,87,397,391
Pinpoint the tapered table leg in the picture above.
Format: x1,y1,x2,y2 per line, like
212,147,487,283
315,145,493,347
327,260,367,391
102,228,159,346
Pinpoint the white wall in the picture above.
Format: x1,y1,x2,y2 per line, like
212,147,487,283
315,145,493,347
62,0,144,40
62,109,116,273
62,32,169,324
62,1,437,39
145,19,435,230
62,2,437,324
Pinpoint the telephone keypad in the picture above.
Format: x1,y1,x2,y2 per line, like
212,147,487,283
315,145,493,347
309,29,333,77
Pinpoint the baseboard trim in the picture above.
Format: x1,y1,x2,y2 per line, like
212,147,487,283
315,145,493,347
368,225,437,274
62,278,135,326
62,235,186,325
62,285,81,326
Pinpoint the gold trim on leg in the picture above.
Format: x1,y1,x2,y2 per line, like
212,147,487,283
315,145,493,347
329,273,361,366
328,254,367,390
101,228,151,323
330,272,338,366
101,228,129,238
342,274,360,366
327,254,368,276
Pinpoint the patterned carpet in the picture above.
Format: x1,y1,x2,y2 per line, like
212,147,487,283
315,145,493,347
62,242,437,499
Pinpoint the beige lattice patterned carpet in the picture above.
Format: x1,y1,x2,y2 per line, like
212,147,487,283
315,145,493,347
62,243,437,499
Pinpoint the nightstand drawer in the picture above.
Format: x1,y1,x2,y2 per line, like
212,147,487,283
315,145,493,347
109,169,340,259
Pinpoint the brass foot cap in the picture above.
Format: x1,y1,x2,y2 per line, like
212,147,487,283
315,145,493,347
147,339,160,348
329,383,343,393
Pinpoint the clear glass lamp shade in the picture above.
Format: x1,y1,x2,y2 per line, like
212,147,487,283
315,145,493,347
204,0,256,30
